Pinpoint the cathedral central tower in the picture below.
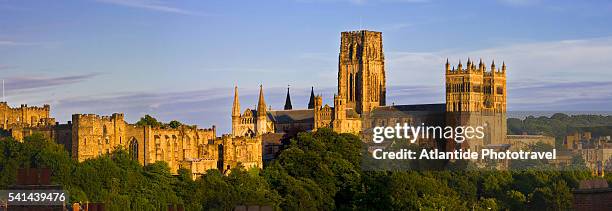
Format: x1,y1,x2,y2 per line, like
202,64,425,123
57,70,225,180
338,30,386,114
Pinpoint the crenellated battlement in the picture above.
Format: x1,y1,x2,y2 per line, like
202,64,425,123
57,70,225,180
72,113,124,120
445,58,507,113
445,58,506,76
0,103,50,111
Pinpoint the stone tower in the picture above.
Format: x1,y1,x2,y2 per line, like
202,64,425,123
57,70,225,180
338,30,386,114
232,86,241,137
445,58,506,113
445,59,507,148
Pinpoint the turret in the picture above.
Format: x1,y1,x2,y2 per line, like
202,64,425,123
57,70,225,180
445,58,450,73
257,85,266,117
231,86,241,137
491,60,496,71
502,61,506,73
232,86,240,117
308,87,315,109
256,85,268,135
284,85,292,110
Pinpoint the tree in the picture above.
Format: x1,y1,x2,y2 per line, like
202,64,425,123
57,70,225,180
135,115,162,128
168,120,182,129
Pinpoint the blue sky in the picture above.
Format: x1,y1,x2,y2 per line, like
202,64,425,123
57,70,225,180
1,0,611,133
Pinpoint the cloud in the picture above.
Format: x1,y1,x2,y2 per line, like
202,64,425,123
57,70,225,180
508,81,612,111
3,73,100,91
387,36,612,86
95,0,196,15
0,40,39,47
0,64,16,70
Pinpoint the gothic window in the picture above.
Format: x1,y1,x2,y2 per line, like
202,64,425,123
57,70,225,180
349,73,354,101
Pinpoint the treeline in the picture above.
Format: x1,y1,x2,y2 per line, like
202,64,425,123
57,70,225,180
0,130,594,210
508,113,612,147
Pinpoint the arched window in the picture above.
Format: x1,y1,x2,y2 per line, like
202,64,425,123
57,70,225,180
349,73,354,101
129,137,138,161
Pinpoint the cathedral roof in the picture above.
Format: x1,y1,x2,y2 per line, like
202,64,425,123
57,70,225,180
369,103,446,117
267,109,314,124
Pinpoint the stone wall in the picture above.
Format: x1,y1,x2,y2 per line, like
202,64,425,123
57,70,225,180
0,102,51,129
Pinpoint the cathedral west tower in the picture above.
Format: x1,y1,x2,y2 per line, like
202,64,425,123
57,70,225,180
338,30,386,114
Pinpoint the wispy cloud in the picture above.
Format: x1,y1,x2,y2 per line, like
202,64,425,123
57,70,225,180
3,73,100,91
95,0,196,15
386,36,612,86
0,64,16,70
0,40,39,47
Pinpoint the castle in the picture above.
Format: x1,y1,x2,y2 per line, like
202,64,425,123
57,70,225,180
234,30,508,152
2,29,511,176
5,107,261,179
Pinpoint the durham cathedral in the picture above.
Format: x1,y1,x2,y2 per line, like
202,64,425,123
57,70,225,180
233,30,508,153
1,30,512,177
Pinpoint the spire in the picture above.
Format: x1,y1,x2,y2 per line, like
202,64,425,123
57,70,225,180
502,61,506,73
284,85,292,110
491,60,496,71
308,86,315,109
445,58,450,72
257,85,266,117
232,86,240,117
458,60,463,71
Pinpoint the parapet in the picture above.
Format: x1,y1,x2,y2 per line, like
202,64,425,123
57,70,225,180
72,113,125,123
446,59,506,76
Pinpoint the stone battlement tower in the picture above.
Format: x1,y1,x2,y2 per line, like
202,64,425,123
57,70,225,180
338,30,386,114
445,59,506,113
445,59,507,148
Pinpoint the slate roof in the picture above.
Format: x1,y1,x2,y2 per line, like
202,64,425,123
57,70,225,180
369,103,446,118
267,109,314,124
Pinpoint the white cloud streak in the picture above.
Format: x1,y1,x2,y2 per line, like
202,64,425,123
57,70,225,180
386,36,612,86
95,0,195,15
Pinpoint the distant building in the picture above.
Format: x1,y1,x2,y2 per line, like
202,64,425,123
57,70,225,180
564,131,612,177
506,134,555,150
